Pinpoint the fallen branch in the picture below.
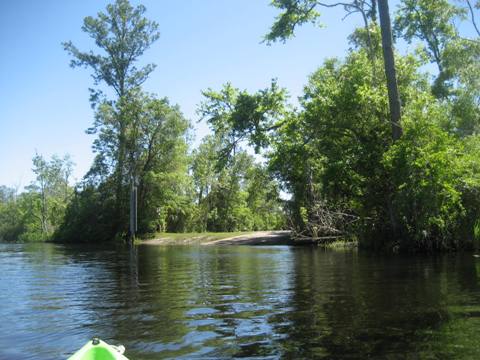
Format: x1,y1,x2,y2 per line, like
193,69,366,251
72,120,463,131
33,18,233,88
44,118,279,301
289,200,360,242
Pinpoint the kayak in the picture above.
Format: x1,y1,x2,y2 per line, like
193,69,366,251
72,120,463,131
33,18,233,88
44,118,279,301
67,338,129,360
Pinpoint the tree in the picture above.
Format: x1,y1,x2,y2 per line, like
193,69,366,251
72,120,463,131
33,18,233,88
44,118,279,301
198,80,288,161
63,0,159,100
190,136,220,231
56,92,192,240
265,0,378,43
190,134,285,232
266,0,403,141
394,0,480,135
63,0,160,234
395,0,463,72
128,94,192,233
394,0,465,97
17,154,75,241
0,186,23,242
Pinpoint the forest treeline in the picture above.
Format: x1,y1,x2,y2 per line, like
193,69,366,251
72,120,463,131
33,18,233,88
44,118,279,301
1,0,480,251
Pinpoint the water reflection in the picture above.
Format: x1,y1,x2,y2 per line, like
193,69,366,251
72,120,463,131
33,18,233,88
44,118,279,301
127,246,294,359
1,243,480,359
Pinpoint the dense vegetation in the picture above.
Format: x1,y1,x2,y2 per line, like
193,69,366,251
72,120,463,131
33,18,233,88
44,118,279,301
1,0,480,251
0,154,73,241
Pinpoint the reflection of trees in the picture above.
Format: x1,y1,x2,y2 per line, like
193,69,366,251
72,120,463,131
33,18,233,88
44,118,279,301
10,243,480,359
113,245,294,359
273,250,478,359
51,244,295,358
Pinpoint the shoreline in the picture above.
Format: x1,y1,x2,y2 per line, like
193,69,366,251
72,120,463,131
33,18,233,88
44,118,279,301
140,230,293,246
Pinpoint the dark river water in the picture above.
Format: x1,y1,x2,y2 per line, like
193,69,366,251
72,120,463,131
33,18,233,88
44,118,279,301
1,243,480,359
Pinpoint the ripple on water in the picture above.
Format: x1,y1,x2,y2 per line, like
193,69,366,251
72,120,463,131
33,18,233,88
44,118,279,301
1,244,480,359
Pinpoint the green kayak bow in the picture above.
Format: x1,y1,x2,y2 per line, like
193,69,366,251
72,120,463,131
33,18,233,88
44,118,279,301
67,338,129,360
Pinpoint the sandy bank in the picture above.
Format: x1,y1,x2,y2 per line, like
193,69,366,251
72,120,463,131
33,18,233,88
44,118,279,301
141,230,292,246
202,230,292,246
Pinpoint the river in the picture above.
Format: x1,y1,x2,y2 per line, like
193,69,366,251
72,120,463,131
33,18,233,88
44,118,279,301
1,243,480,359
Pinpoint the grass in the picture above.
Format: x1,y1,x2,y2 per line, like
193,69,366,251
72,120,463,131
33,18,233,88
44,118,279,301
137,231,255,245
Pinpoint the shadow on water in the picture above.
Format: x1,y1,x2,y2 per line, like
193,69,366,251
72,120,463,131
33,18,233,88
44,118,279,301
1,243,480,359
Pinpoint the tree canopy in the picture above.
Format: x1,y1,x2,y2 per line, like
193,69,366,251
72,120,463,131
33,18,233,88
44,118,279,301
3,0,480,252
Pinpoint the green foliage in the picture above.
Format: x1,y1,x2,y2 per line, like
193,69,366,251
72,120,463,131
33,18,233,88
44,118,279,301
265,0,322,43
394,0,480,133
56,0,286,242
442,39,480,136
190,137,285,232
62,0,160,101
265,1,381,46
394,0,464,68
295,49,480,250
199,81,288,158
55,183,120,243
62,0,163,240
195,82,288,233
57,94,193,241
0,155,74,242
212,27,480,250
0,187,24,242
259,0,480,250
60,0,201,241
383,118,466,249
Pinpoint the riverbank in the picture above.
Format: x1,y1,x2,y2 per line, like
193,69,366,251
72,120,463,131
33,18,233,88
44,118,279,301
140,230,293,246
139,231,360,248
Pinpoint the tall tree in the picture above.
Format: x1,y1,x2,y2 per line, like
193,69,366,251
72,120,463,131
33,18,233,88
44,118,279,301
63,0,160,232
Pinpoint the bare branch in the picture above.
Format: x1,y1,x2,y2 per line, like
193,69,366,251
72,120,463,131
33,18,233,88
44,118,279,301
317,1,360,9
289,199,360,243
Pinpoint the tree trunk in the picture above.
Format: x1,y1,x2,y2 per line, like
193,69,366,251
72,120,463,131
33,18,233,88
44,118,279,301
378,0,403,141
115,119,127,232
378,0,403,241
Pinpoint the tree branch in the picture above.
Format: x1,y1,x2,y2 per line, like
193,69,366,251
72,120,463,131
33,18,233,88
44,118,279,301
466,0,480,37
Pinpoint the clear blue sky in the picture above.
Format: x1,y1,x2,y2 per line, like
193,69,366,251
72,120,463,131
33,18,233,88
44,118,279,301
0,0,420,188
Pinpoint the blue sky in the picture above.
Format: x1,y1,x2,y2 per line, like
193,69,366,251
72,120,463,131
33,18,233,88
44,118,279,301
0,0,427,188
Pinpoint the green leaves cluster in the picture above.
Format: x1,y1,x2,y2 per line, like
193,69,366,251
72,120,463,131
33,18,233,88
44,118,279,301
56,93,192,241
199,81,288,157
190,136,285,232
0,154,74,242
63,0,159,101
264,0,321,43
